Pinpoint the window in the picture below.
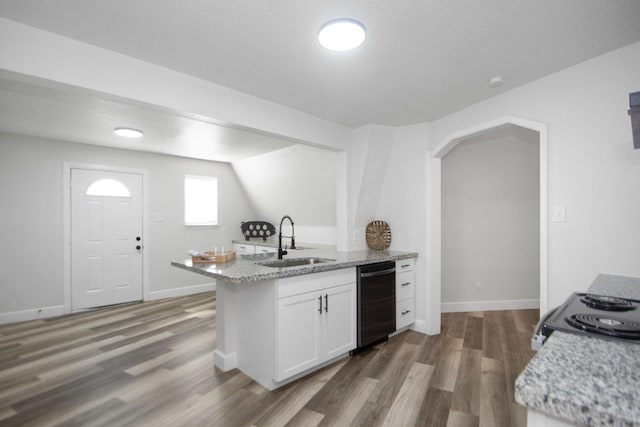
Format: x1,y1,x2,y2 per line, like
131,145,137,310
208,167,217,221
86,179,131,197
184,175,218,226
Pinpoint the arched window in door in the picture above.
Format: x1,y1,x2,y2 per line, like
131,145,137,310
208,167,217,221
86,178,131,197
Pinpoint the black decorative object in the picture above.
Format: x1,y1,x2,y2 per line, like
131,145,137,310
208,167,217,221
241,221,276,241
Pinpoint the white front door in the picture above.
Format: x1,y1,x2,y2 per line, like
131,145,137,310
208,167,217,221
71,169,143,310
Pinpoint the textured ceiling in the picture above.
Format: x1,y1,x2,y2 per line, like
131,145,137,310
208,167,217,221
1,0,640,128
0,72,295,162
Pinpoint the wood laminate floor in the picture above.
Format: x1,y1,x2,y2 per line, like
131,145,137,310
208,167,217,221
0,293,538,427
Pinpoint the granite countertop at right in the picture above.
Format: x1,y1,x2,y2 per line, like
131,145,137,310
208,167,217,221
515,273,640,427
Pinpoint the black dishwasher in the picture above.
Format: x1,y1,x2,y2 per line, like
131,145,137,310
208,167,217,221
357,261,396,349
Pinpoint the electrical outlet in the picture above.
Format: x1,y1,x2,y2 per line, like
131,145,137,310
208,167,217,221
475,282,481,292
221,226,228,234
353,231,359,241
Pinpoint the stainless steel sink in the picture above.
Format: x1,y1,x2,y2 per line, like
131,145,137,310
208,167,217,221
256,257,335,268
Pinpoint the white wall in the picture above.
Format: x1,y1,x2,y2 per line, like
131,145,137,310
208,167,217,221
441,125,540,310
375,123,430,332
231,144,338,244
429,41,640,308
344,125,398,251
0,133,256,320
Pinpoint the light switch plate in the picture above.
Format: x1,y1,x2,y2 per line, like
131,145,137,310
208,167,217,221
552,206,566,223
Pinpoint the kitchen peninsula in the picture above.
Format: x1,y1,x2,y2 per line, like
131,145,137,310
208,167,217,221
172,245,418,390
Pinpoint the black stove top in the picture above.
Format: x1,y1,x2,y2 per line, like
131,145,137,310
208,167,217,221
540,292,640,343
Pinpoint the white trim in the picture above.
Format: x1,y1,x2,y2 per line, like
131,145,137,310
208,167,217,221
424,154,442,336
433,116,542,158
441,299,540,313
427,115,549,334
148,282,216,301
214,349,237,371
63,162,150,314
0,305,65,325
411,319,428,335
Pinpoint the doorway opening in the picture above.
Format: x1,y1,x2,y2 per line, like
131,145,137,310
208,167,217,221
425,116,548,334
441,125,540,312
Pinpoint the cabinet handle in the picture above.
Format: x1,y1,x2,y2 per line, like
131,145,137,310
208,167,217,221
324,294,328,312
318,295,323,314
401,264,411,268
401,282,411,287
401,310,411,315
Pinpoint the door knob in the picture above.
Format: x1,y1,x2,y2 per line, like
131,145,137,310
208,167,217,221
136,236,141,241
136,245,141,250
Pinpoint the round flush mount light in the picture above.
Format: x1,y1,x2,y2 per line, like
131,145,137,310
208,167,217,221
114,127,143,138
318,18,366,51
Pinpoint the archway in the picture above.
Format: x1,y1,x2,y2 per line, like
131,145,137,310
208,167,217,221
424,116,548,335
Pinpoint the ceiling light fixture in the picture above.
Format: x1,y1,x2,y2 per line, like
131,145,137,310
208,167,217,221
114,127,143,138
318,18,366,51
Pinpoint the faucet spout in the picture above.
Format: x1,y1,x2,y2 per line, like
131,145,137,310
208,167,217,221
278,215,296,259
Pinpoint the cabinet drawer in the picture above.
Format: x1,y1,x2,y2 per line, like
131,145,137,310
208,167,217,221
233,243,255,254
278,268,356,299
255,245,277,254
396,271,414,301
396,258,415,273
396,298,415,329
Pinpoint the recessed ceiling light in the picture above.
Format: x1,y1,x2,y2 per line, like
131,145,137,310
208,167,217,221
318,18,366,51
114,127,143,138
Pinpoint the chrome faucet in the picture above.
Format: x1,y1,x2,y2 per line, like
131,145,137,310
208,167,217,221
278,215,296,259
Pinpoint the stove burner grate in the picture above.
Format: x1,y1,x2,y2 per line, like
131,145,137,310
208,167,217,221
580,294,635,311
565,313,640,340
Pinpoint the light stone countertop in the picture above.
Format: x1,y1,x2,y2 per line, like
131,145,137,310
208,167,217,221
515,274,640,426
172,246,418,284
588,273,640,300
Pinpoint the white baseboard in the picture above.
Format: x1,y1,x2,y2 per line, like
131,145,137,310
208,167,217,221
148,282,216,301
441,298,540,313
214,349,237,371
0,283,216,325
412,319,428,334
411,319,442,336
0,305,65,325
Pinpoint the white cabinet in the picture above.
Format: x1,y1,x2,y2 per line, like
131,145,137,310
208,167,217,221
323,284,357,359
233,242,278,254
255,244,277,254
276,282,355,380
232,242,255,254
275,269,356,382
396,258,416,329
235,268,356,389
277,290,323,379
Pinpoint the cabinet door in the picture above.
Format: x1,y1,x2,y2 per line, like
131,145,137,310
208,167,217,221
323,283,356,360
276,291,322,381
